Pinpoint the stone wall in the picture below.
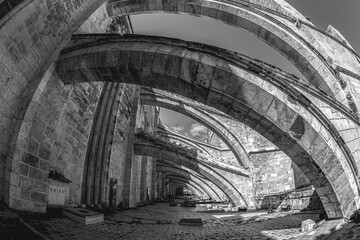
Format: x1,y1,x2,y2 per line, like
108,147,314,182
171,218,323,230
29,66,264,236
153,119,255,208
207,133,239,167
251,150,311,196
1,0,359,218
76,3,131,34
159,128,240,168
8,63,103,211
108,84,136,206
209,112,311,196
0,0,107,208
7,77,159,211
255,187,323,211
0,1,133,210
129,104,158,207
76,3,113,34
212,114,313,209
215,168,254,207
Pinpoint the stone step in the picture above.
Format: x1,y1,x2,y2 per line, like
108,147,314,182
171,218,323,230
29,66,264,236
63,208,104,225
179,218,203,226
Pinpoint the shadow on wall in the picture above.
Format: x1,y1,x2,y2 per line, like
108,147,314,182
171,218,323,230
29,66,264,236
255,187,323,211
292,161,311,189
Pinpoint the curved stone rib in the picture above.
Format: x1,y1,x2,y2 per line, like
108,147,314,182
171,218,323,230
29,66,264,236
157,165,222,201
164,174,210,199
134,142,249,207
157,126,214,156
60,34,359,179
106,0,347,105
165,176,206,197
140,90,252,168
135,134,250,177
225,0,360,57
57,34,358,218
159,162,226,201
166,179,204,197
68,34,359,124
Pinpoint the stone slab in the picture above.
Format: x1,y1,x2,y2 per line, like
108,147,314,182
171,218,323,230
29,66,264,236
301,219,315,232
179,218,203,226
63,208,104,225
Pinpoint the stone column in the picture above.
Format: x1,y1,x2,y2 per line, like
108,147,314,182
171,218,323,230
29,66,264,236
140,156,147,201
118,87,141,207
151,158,157,200
81,82,122,205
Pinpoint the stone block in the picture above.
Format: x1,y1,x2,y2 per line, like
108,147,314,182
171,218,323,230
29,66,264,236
22,153,39,168
19,163,29,176
30,191,46,202
39,160,50,171
63,208,104,225
20,187,31,200
30,120,46,142
179,218,203,226
33,180,47,193
301,219,315,232
29,167,44,181
27,139,39,155
39,146,50,160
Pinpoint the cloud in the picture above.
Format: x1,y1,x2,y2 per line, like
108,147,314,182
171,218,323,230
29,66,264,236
171,124,185,133
190,123,208,136
189,123,210,142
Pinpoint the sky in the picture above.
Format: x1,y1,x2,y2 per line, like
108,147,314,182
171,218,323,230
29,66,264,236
130,0,360,143
160,108,213,143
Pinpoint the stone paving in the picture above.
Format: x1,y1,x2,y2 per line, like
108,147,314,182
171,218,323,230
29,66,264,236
2,203,360,240
0,204,41,240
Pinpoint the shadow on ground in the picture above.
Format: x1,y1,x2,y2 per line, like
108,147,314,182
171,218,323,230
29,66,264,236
3,202,360,240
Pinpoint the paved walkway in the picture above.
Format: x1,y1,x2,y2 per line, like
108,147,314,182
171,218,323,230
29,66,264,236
0,204,42,240
2,203,360,239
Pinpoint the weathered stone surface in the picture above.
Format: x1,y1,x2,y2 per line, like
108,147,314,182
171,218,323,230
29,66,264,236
22,153,39,168
57,34,360,217
0,0,359,231
30,191,46,203
135,133,252,208
289,116,305,140
301,219,315,232
179,218,203,226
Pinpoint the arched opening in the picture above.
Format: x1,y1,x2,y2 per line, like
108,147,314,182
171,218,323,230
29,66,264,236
107,0,350,105
1,1,360,239
57,34,358,219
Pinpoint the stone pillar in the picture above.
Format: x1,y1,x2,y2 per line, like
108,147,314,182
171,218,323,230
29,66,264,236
81,82,121,205
140,156,147,201
151,158,157,200
118,87,141,207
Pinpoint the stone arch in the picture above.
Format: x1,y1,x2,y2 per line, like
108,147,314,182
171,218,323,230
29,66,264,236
1,0,358,217
136,131,249,176
153,126,250,176
57,35,359,218
106,0,349,105
161,173,209,198
140,88,251,168
157,125,213,157
133,142,249,207
158,161,226,201
157,165,222,201
166,179,203,197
